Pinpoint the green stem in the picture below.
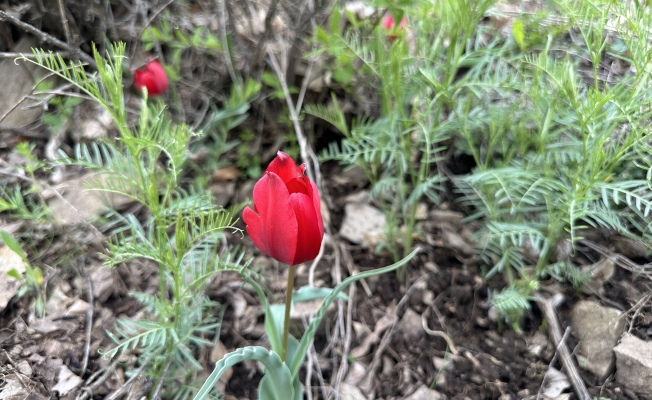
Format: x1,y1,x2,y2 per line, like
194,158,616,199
281,264,296,363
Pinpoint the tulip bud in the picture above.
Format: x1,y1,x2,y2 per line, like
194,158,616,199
243,152,324,265
381,13,407,41
133,59,169,97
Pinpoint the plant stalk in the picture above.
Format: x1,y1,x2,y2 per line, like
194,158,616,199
281,264,296,363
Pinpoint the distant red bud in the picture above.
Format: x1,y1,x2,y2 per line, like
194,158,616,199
381,14,407,41
133,59,169,97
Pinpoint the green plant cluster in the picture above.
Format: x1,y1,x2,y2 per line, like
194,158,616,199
20,44,254,399
308,0,652,323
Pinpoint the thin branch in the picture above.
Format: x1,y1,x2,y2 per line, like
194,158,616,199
247,0,280,77
80,276,94,376
0,52,74,59
105,361,151,400
536,327,572,400
57,0,72,44
216,0,238,84
534,293,591,400
0,10,96,68
267,51,318,182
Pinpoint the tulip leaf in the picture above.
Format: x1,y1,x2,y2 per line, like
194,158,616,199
292,286,349,303
193,346,293,400
258,335,302,400
290,248,419,377
268,304,286,354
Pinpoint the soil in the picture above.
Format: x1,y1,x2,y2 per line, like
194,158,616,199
1,1,651,400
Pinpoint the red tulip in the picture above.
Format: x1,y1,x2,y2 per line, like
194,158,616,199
133,59,169,97
381,13,407,41
243,152,324,265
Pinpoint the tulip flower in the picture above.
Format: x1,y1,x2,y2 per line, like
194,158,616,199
381,13,407,41
133,59,169,97
243,151,324,266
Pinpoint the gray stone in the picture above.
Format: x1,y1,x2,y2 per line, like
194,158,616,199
397,308,423,342
339,203,386,246
614,333,652,395
405,385,445,400
570,300,624,380
339,382,367,400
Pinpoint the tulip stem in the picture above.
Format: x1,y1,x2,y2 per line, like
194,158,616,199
281,264,296,363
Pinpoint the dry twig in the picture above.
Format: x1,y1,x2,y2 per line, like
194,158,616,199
536,326,572,400
80,277,94,376
534,293,591,400
0,10,95,67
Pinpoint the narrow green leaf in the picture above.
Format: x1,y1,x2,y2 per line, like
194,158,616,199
193,346,293,400
0,231,27,261
290,248,419,377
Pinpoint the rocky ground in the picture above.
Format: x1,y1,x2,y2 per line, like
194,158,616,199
1,1,652,399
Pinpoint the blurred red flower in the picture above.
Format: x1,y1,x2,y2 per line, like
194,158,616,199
243,152,324,265
133,59,169,97
381,13,408,41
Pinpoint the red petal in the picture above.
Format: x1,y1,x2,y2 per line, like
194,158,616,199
243,206,269,256
266,152,302,184
310,181,324,238
289,192,323,264
245,172,298,265
285,177,310,196
382,14,395,30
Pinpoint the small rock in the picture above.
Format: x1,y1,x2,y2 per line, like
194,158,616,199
433,356,454,372
405,385,445,400
16,360,32,376
424,262,440,273
581,258,615,295
339,382,367,400
428,209,464,225
382,355,394,375
75,108,112,142
470,373,484,385
211,165,241,182
542,367,570,398
527,331,549,358
614,333,652,395
52,365,82,396
415,203,428,220
570,300,624,380
441,230,474,256
344,361,368,385
344,190,370,204
339,203,386,246
89,264,117,303
397,308,423,342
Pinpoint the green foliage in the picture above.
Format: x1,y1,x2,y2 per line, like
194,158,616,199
311,1,460,266
451,0,652,321
0,185,49,221
0,142,50,221
194,79,261,177
141,15,222,77
1,230,45,317
193,249,418,400
42,95,84,132
312,0,652,323
22,43,246,399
